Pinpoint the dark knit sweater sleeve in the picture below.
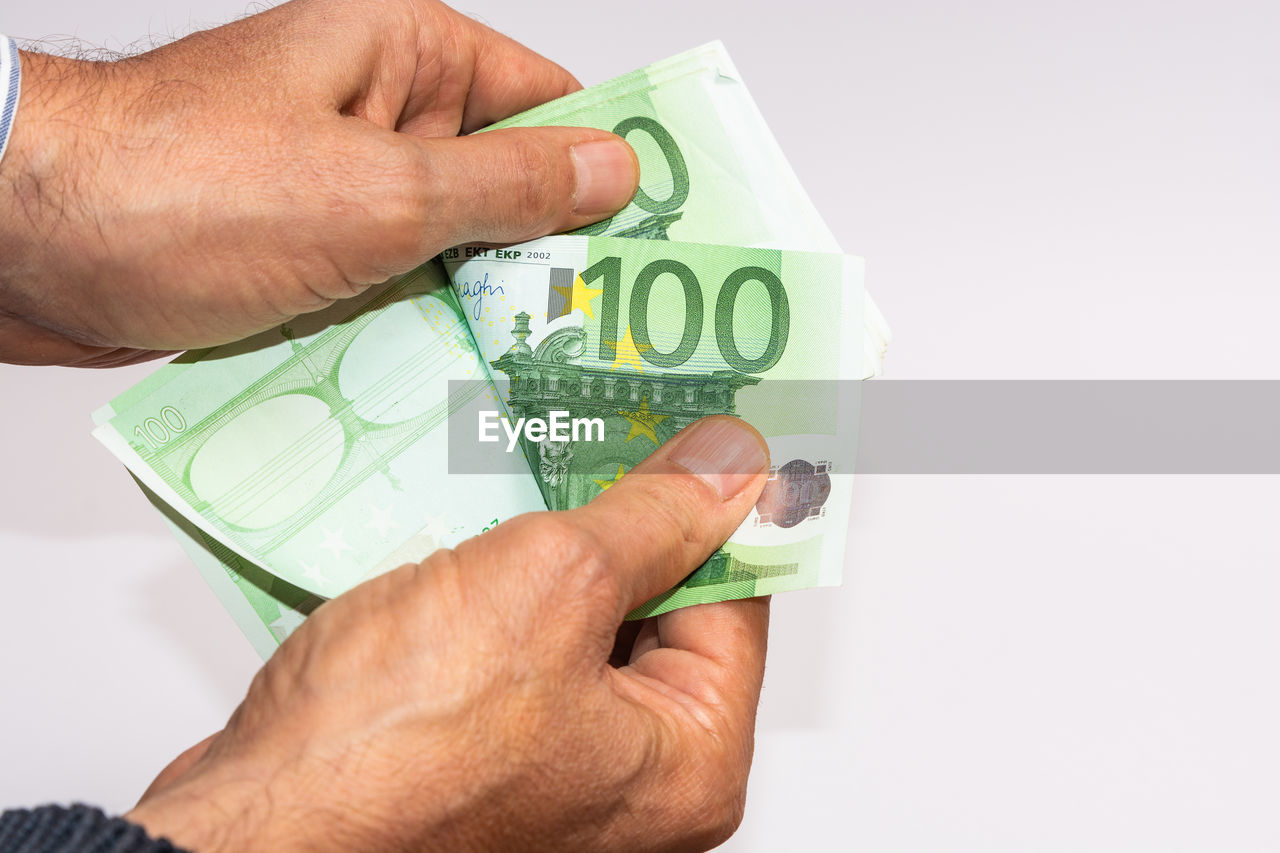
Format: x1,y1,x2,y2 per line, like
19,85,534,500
0,805,187,853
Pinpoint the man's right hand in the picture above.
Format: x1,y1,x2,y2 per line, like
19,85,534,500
127,415,772,853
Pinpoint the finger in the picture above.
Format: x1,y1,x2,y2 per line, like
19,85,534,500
572,415,770,617
85,349,178,369
409,126,638,246
0,315,171,368
380,1,580,137
456,19,582,132
639,597,770,708
625,598,770,758
627,618,662,664
601,598,769,851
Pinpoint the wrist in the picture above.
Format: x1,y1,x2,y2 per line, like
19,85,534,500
0,36,19,165
126,732,501,853
126,767,281,853
125,749,399,853
0,50,121,354
0,49,107,246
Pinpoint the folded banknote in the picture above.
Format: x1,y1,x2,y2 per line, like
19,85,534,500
92,42,890,657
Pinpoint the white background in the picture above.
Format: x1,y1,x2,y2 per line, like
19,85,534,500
3,0,1279,849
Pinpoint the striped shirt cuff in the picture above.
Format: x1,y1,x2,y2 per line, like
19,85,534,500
0,34,21,165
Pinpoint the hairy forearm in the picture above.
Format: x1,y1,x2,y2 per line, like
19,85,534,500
2,51,91,272
0,50,120,362
0,50,189,367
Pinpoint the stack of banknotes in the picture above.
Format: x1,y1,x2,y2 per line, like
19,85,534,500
92,42,891,659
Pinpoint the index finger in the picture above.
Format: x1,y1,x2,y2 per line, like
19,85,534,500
435,4,583,132
629,596,771,732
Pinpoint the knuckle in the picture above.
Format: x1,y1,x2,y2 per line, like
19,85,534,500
628,475,708,553
685,752,750,847
571,531,617,598
349,138,432,264
379,206,428,263
412,546,464,589
501,138,566,234
536,513,614,589
492,512,616,600
373,216,426,268
374,156,433,260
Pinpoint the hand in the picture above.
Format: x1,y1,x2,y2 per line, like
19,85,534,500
127,415,772,852
0,0,639,367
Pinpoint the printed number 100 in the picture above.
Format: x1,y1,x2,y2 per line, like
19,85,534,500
580,256,791,373
134,406,188,450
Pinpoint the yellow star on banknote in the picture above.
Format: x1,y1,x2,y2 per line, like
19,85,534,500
551,273,604,319
604,326,652,372
593,463,628,491
618,396,669,445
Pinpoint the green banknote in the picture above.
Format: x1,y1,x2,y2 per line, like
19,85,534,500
444,236,863,617
93,43,889,655
94,262,549,602
141,480,323,659
483,40,890,377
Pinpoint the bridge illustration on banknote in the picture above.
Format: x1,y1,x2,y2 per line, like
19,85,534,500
491,312,832,591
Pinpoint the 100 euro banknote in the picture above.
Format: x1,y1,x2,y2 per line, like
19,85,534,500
445,235,865,617
483,40,890,375
92,42,888,654
94,263,548,601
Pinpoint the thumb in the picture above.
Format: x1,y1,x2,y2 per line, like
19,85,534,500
570,415,771,618
413,126,639,247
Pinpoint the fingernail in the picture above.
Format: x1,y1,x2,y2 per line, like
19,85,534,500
571,139,638,216
669,417,769,500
